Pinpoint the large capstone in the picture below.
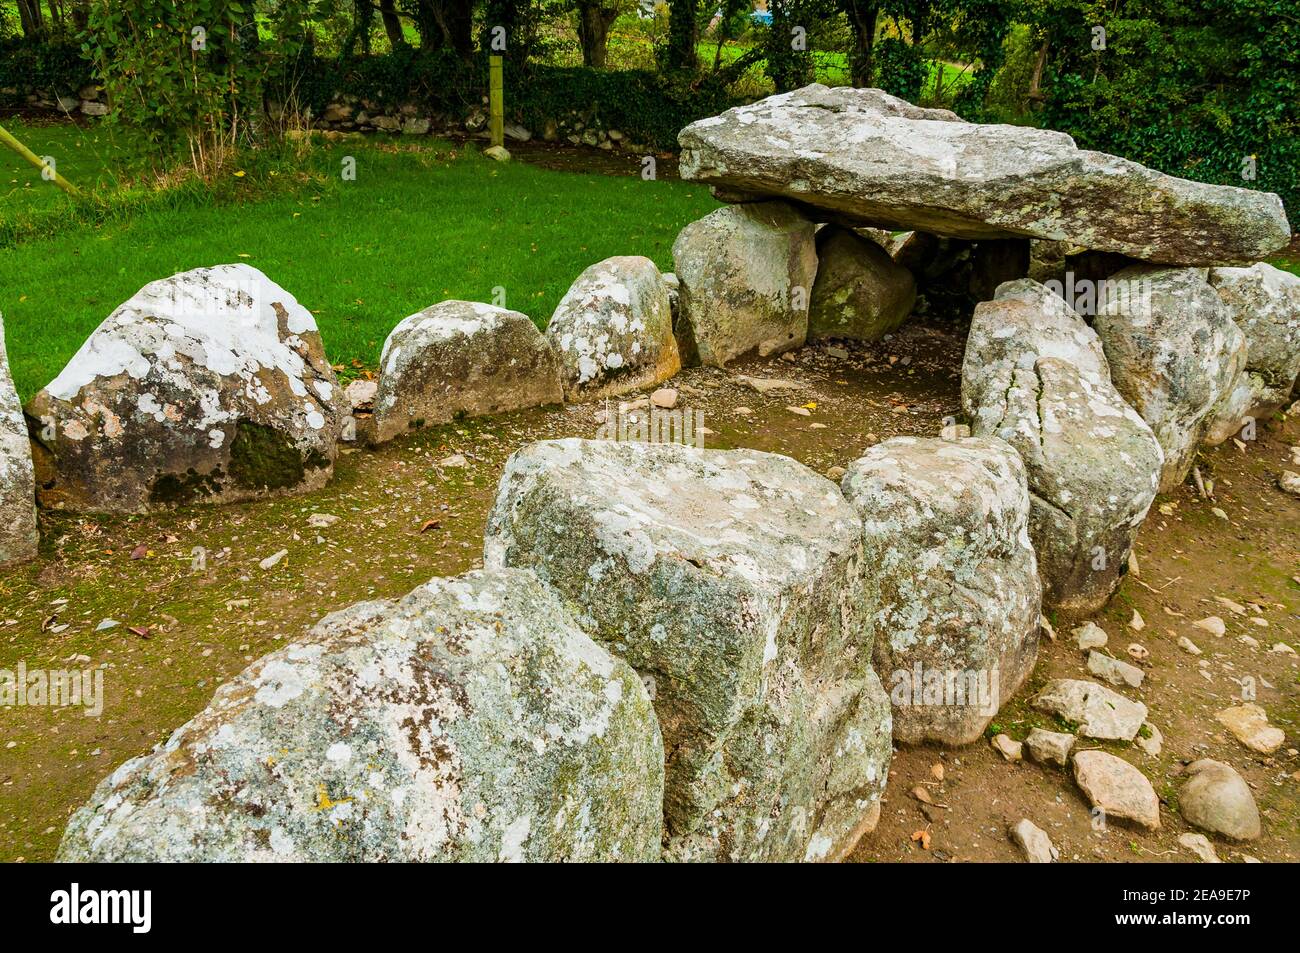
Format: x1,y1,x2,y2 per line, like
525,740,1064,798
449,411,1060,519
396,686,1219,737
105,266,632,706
841,436,1041,745
57,568,664,862
484,439,891,862
962,280,1163,615
373,300,562,444
671,201,818,367
1202,263,1300,444
808,225,916,341
546,256,680,401
1092,266,1247,492
678,85,1290,266
0,314,37,566
26,265,347,513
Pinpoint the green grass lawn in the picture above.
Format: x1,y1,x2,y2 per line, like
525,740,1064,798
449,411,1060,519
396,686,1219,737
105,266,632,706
0,122,719,399
0,118,139,218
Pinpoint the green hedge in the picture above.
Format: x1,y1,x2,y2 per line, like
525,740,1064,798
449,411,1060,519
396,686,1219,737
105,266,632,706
0,38,93,103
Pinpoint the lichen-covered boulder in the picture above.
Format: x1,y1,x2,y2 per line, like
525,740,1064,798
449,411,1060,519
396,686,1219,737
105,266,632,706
484,439,891,862
1093,266,1247,492
0,314,37,566
373,300,562,443
545,256,680,401
671,201,817,367
962,280,1163,615
57,568,664,862
841,436,1041,745
808,225,916,341
26,265,347,513
1202,263,1300,443
678,84,1290,265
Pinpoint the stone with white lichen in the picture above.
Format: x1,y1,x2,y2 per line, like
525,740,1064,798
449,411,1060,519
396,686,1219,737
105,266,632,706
483,438,891,862
1202,263,1300,444
545,256,680,402
57,568,664,862
372,300,563,443
1093,266,1247,493
840,436,1041,745
26,264,347,513
671,200,817,367
0,313,37,565
962,279,1164,617
807,225,916,342
677,84,1290,265
1032,678,1148,741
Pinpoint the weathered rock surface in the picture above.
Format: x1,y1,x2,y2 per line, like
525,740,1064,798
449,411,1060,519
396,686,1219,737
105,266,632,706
678,85,1290,265
1203,263,1300,443
546,256,680,401
373,300,562,443
27,265,347,513
671,201,817,367
1010,818,1058,863
841,436,1041,745
0,314,37,565
1093,266,1247,492
1087,651,1145,689
962,280,1162,615
808,225,915,342
1073,750,1160,830
58,568,664,862
484,438,891,862
1179,759,1261,841
1216,703,1285,754
1025,727,1075,767
1177,832,1222,863
1032,679,1148,741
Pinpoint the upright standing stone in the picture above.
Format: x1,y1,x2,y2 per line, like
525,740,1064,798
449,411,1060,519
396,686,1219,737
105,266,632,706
962,280,1163,615
0,313,37,566
372,300,562,443
58,569,664,862
1093,266,1247,493
671,201,817,367
807,225,915,341
841,436,1042,745
484,439,891,862
546,256,680,401
26,265,348,513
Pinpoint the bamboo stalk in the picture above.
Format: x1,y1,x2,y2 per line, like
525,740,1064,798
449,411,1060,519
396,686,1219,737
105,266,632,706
0,123,82,198
489,54,504,149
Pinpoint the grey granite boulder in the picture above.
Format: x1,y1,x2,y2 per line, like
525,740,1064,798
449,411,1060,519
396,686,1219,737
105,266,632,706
1203,263,1300,443
1032,678,1147,741
1072,750,1160,831
546,256,680,401
1093,266,1247,493
26,265,347,513
373,300,562,443
0,314,37,566
808,225,916,341
841,436,1041,745
484,438,890,862
962,280,1163,615
671,201,817,367
1179,759,1261,841
678,84,1290,265
58,568,664,862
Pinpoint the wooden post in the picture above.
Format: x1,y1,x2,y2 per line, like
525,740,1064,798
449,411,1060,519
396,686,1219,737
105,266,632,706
489,54,504,149
0,123,82,198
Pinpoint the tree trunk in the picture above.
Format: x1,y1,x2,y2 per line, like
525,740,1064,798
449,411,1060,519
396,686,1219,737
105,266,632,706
843,0,878,87
1028,38,1048,102
379,0,406,48
16,0,45,38
667,0,699,71
577,1,620,69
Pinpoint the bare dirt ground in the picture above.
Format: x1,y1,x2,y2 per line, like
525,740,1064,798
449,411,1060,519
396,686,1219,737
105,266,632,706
1,316,1296,863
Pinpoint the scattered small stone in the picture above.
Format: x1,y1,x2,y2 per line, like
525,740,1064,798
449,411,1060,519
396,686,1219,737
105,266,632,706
1214,597,1247,616
735,375,803,394
1178,636,1202,655
1126,642,1149,662
1088,650,1145,688
1135,721,1163,757
259,549,288,570
95,619,118,631
1072,750,1160,831
1216,703,1285,754
1025,728,1074,767
1039,615,1056,642
992,734,1023,762
786,406,811,417
1211,506,1229,520
439,453,469,468
1238,634,1261,649
1073,620,1108,650
1180,759,1261,841
1277,470,1300,497
1193,616,1227,637
1032,679,1147,741
1010,819,1058,863
307,513,339,529
650,388,678,409
1270,642,1296,655
825,465,846,482
1177,832,1222,863
1129,609,1145,631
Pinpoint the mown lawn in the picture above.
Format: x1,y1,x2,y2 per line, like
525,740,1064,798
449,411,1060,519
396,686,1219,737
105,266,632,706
0,121,719,399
